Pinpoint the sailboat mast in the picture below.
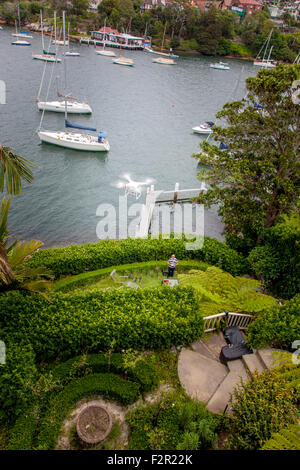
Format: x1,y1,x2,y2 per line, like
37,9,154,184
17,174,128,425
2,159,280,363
54,10,56,43
262,29,272,62
63,10,67,122
17,3,21,31
161,22,167,52
267,45,273,63
41,10,44,51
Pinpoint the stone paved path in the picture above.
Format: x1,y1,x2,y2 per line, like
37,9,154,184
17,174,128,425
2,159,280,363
178,332,281,414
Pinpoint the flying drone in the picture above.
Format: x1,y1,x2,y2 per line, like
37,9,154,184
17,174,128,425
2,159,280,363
112,174,155,200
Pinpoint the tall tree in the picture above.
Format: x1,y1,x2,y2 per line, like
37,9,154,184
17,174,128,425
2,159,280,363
193,65,300,248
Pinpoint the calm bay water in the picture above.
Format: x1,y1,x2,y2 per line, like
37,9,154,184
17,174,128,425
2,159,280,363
0,28,257,247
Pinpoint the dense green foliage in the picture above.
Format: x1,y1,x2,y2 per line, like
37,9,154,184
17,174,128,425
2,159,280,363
247,214,300,299
260,423,300,450
229,367,299,450
7,352,157,449
195,65,300,247
127,391,219,450
0,286,203,360
26,236,248,278
37,373,140,449
0,341,37,422
247,294,300,350
1,2,299,60
8,372,141,450
178,266,277,315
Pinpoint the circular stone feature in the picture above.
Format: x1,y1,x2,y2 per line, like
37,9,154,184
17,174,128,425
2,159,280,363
76,405,112,444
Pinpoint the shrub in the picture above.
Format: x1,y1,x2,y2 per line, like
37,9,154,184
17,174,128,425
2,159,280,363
50,353,158,392
229,368,298,450
126,391,218,450
247,294,300,350
26,237,247,278
37,373,140,450
260,423,300,450
0,341,37,422
247,213,300,299
0,287,204,361
7,407,37,450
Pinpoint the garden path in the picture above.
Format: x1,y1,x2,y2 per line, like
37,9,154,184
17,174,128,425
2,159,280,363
178,332,280,414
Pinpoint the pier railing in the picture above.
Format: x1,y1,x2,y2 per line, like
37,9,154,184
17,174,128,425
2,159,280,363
203,312,253,333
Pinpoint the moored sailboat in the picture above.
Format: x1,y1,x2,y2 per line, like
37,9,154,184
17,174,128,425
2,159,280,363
11,4,33,39
152,23,176,65
253,30,277,68
33,11,61,62
37,11,108,151
95,19,116,57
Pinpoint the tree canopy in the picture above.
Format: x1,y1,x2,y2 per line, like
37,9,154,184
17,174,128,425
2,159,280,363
193,64,300,247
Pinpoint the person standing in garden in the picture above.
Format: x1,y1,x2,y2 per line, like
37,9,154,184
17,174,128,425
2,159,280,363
167,254,178,278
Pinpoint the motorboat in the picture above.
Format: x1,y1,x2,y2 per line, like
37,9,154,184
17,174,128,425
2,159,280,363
192,121,215,135
210,61,230,70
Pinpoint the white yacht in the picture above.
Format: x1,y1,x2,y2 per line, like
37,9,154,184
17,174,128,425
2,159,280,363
192,121,215,135
210,61,230,70
37,100,92,114
253,31,277,68
38,129,110,151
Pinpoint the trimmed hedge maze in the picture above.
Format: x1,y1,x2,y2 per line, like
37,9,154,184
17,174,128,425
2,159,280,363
8,353,158,450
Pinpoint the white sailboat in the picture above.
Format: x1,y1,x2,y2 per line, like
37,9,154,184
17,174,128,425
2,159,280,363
95,19,116,57
64,22,80,56
113,43,134,66
152,23,176,65
33,11,61,62
11,4,33,38
38,12,108,151
253,30,277,68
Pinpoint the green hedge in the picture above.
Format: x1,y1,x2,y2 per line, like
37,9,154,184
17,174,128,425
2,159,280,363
53,259,209,292
26,237,248,278
247,294,300,350
37,373,140,449
8,408,37,450
0,287,203,361
50,353,158,392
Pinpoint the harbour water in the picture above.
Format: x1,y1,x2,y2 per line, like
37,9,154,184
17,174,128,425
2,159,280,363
0,27,257,247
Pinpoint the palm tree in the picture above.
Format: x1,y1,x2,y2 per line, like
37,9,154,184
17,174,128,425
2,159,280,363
0,146,53,295
0,145,35,195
